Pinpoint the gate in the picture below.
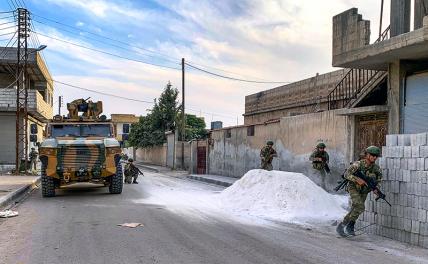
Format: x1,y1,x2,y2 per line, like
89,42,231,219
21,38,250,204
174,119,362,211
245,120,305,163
197,146,206,174
355,113,388,159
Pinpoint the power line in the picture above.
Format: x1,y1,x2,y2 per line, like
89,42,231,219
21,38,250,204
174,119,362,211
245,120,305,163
32,19,178,64
31,12,179,63
0,31,15,37
33,31,181,71
0,31,17,58
52,79,155,104
185,62,291,84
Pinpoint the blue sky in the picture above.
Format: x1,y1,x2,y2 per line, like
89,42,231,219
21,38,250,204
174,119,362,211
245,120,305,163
0,0,391,126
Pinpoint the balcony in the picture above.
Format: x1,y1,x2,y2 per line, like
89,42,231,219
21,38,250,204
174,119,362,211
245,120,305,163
0,88,53,122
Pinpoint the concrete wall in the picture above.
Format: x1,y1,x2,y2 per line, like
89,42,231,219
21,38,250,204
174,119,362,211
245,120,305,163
0,113,15,164
244,70,347,124
175,141,191,170
414,0,428,30
357,133,428,248
135,145,167,166
332,8,370,58
209,110,351,191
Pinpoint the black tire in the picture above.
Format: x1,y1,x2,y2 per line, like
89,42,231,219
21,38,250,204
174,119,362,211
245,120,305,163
41,170,56,197
109,164,123,194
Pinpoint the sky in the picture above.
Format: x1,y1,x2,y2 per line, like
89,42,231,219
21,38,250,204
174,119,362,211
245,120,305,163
0,0,395,127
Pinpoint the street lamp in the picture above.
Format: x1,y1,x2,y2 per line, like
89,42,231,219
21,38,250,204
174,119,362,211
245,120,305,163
29,45,47,55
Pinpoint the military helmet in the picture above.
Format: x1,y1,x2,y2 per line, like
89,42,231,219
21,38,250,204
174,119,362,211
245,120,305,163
316,142,326,148
128,158,134,162
366,146,381,156
266,140,274,146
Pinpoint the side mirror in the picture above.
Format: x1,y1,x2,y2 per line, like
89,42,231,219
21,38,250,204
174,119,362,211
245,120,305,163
30,134,38,143
30,124,38,134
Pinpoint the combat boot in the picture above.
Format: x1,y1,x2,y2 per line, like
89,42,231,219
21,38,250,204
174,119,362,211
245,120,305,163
132,180,138,184
336,221,347,237
345,221,356,236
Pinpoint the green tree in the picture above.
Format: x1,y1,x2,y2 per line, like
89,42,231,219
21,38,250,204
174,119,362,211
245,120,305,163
177,113,207,141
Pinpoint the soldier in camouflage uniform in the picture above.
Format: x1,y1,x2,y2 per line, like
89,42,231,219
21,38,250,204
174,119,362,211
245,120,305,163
260,140,277,171
124,158,143,184
309,142,330,189
336,146,382,236
29,147,38,171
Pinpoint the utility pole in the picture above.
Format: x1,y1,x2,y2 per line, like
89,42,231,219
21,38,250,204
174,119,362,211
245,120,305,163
58,95,63,115
379,0,384,38
181,58,185,169
15,8,29,175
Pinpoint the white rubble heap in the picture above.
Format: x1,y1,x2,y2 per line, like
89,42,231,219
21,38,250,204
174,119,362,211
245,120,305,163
220,170,347,224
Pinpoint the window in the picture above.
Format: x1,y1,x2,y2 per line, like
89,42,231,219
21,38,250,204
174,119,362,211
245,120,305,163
225,129,231,138
247,125,255,136
123,123,130,134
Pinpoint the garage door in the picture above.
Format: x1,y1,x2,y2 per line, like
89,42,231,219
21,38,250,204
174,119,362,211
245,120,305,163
404,72,428,133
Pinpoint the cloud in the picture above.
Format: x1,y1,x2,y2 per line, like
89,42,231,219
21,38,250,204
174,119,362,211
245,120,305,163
35,0,389,126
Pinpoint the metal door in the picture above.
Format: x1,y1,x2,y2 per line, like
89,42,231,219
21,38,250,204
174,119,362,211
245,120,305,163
404,72,428,133
197,146,206,174
355,113,388,159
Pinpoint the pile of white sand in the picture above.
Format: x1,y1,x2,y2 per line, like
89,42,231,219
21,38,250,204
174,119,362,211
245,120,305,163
220,170,347,224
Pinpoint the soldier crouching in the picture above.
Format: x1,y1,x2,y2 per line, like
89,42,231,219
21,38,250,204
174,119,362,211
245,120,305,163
336,146,382,236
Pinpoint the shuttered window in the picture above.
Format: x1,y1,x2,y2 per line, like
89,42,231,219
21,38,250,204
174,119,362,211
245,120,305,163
403,72,428,133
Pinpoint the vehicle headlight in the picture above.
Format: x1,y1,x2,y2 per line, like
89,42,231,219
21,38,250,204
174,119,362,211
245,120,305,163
106,147,121,155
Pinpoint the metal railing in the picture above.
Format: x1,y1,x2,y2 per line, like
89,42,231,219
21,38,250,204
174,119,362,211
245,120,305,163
327,26,390,110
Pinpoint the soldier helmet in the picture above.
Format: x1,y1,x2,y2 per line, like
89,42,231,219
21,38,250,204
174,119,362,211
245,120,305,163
128,158,134,162
266,140,274,146
366,146,381,156
316,142,326,148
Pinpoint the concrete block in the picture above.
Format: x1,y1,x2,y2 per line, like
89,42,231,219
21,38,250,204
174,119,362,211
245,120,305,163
400,159,408,170
421,146,428,158
404,218,412,232
412,220,421,233
390,146,404,158
404,146,412,158
397,134,411,146
418,209,427,222
387,158,394,169
408,158,417,170
421,223,428,236
412,146,420,158
422,184,428,196
411,134,418,146
411,233,420,245
417,133,428,146
386,134,398,146
403,170,411,182
418,158,425,170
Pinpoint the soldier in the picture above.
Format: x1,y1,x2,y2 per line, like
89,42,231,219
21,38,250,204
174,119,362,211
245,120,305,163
260,140,277,171
124,158,144,184
309,142,330,189
336,146,382,237
29,147,38,172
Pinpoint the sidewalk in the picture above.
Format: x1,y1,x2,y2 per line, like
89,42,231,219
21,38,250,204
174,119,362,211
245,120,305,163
134,162,189,177
0,175,40,209
187,174,239,187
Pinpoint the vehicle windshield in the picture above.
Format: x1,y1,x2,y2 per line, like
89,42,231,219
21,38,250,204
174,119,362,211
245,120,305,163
51,124,112,137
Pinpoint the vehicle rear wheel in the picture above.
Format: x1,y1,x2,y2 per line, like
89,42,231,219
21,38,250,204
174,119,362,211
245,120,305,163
41,169,56,197
109,164,123,194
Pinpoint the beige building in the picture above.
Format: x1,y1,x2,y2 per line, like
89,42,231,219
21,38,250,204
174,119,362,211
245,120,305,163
111,114,139,146
0,47,53,169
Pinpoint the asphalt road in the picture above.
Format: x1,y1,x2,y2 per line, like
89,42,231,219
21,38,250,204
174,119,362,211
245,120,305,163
1,171,428,264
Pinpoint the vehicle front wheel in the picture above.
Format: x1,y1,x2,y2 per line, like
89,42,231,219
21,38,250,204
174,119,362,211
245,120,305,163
109,164,123,194
41,170,56,197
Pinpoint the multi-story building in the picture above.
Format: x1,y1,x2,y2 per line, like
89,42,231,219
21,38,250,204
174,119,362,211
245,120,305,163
0,47,53,170
111,114,139,147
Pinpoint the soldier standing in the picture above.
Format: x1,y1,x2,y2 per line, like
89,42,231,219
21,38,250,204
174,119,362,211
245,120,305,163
260,140,277,171
29,147,38,172
336,146,382,237
309,142,330,189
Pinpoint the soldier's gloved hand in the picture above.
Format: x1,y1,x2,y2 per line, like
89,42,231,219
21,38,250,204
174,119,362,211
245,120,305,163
355,178,367,187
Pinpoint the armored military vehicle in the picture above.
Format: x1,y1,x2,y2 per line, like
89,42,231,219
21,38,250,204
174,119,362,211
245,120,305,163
39,98,123,197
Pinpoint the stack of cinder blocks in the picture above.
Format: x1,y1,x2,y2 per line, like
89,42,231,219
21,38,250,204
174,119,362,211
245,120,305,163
357,133,428,248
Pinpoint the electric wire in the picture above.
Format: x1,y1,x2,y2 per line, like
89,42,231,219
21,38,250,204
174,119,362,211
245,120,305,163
185,62,291,84
0,25,17,31
33,31,181,71
0,31,17,58
32,19,178,64
0,20,15,26
0,15,16,20
31,13,179,63
0,11,15,14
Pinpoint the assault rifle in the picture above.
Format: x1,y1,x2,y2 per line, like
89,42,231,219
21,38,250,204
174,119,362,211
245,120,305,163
313,157,330,173
334,170,391,206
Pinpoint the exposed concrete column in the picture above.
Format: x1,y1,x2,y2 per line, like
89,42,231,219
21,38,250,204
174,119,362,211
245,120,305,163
387,61,404,134
390,0,411,37
415,0,428,29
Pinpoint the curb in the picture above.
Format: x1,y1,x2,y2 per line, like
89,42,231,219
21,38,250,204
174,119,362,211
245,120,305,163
187,175,233,187
0,176,40,209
